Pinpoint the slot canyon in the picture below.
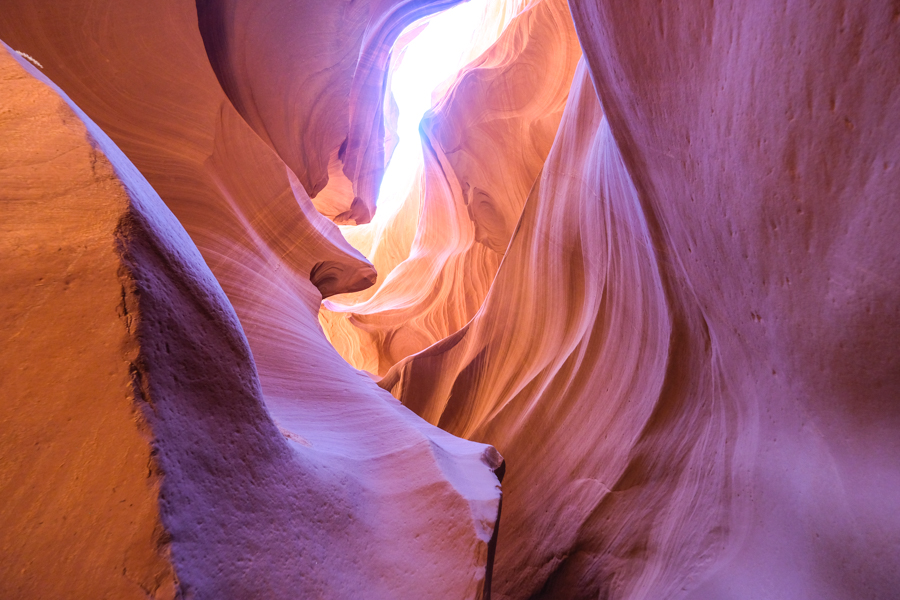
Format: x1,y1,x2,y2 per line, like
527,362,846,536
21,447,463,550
1,0,898,598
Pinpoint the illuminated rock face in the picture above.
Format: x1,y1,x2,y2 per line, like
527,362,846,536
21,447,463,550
0,44,177,600
321,0,582,376
383,60,680,598
2,0,899,599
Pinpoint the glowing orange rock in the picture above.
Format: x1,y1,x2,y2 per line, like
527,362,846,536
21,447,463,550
322,0,582,376
3,0,899,596
0,44,177,600
383,60,677,598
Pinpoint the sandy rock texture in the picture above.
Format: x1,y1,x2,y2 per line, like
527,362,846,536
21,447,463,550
0,44,177,600
565,1,900,597
322,0,581,376
0,1,502,597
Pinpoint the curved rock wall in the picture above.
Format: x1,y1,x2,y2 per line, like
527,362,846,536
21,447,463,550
564,0,900,597
0,1,502,597
377,1,900,598
196,0,465,224
0,45,176,600
383,60,725,599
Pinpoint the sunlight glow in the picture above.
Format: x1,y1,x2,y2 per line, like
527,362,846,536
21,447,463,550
375,0,491,216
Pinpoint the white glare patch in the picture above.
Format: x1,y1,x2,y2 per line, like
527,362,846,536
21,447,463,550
375,0,488,216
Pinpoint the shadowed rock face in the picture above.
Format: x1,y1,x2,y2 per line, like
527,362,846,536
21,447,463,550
565,2,900,597
196,0,464,224
2,0,899,598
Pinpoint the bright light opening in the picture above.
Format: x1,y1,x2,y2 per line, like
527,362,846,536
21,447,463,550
375,0,491,216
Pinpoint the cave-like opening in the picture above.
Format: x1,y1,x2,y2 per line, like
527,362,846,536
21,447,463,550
375,0,491,217
320,0,578,378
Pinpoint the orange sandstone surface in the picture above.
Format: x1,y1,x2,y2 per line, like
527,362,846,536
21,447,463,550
0,1,501,597
1,0,899,599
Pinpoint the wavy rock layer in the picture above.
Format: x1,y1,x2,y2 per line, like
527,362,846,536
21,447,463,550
383,61,703,599
0,2,502,597
322,0,581,376
2,0,898,598
323,0,538,308
379,1,900,598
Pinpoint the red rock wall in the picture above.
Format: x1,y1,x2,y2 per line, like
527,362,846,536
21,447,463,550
0,46,176,600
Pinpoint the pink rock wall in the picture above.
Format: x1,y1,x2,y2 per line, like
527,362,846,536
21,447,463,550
569,0,900,597
383,60,689,599
381,0,900,597
196,0,464,223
